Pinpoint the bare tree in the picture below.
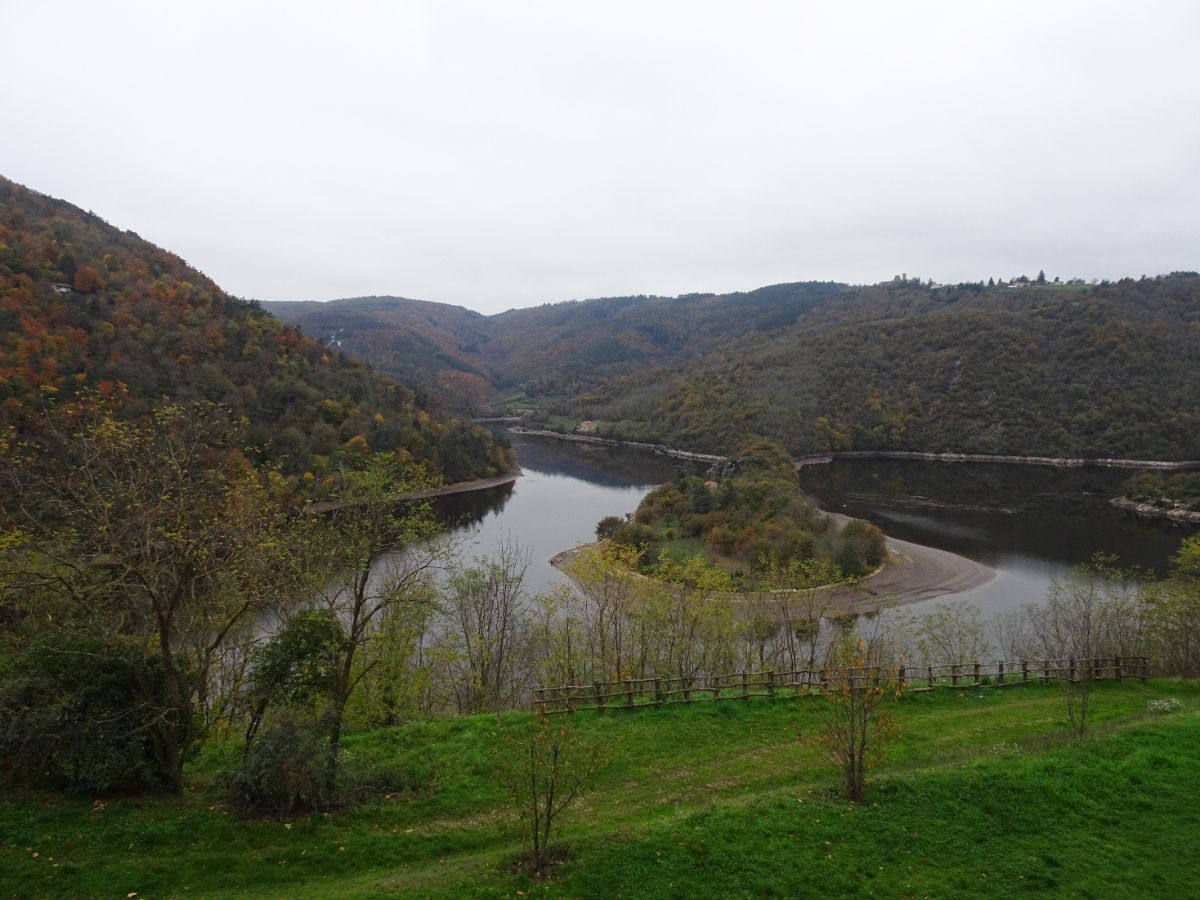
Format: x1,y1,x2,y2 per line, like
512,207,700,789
773,559,843,672
1145,536,1200,676
529,585,586,688
304,456,450,794
443,536,534,713
563,542,642,680
1026,555,1147,736
990,608,1034,661
912,601,991,665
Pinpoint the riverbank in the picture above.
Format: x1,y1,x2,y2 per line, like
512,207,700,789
309,470,521,513
512,426,1200,471
550,526,994,615
825,511,994,605
794,450,1200,470
1111,496,1200,524
508,427,726,463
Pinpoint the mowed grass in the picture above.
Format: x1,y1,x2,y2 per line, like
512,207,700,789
2,679,1198,898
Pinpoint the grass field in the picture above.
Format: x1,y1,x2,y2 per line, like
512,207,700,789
2,679,1198,898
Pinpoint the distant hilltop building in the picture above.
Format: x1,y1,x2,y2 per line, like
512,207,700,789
576,420,598,434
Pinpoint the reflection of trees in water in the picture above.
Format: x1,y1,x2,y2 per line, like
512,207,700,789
800,460,1130,515
798,459,1196,576
506,434,701,487
435,481,515,530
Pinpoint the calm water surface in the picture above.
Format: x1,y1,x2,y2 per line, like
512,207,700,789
436,432,691,592
797,459,1195,613
438,433,1197,614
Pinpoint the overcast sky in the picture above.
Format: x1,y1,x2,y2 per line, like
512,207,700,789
4,2,1199,313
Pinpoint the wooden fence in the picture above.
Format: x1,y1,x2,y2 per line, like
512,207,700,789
532,656,1149,714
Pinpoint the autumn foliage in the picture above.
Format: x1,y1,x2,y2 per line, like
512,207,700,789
0,176,513,491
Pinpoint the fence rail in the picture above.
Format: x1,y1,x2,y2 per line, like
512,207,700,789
532,656,1149,714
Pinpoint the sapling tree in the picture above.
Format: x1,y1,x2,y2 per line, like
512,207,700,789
493,711,607,877
813,621,902,802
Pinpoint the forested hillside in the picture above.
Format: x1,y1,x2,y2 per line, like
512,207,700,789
570,277,1200,459
482,281,847,395
266,281,847,405
265,296,494,413
0,177,511,487
270,275,1200,461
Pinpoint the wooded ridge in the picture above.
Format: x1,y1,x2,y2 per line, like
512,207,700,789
267,274,1200,462
0,176,511,494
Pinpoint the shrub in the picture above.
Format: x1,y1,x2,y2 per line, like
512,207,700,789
342,756,435,803
0,636,166,794
226,716,334,816
595,515,625,540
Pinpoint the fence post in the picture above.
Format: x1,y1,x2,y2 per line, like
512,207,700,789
684,675,692,704
1069,659,1076,683
1140,657,1149,681
898,665,906,691
998,660,1005,685
741,671,749,701
1115,658,1123,682
974,662,981,686
766,670,775,699
1022,659,1029,684
654,677,663,707
927,665,934,689
533,687,544,714
1042,661,1050,684
951,664,959,687
625,679,634,707
594,682,604,711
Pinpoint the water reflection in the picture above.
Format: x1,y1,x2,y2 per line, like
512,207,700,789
433,432,699,592
437,478,516,528
434,435,1197,615
798,459,1197,614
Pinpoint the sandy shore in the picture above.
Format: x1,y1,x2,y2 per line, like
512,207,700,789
825,511,994,607
857,535,993,605
551,525,994,616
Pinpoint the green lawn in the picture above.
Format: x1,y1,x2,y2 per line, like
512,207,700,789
2,680,1198,898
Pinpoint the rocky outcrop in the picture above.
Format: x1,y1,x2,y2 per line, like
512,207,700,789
1110,497,1200,524
794,451,1200,470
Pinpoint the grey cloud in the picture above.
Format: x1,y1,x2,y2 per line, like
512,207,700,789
3,1,1198,312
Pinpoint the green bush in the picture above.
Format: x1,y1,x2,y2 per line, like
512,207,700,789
595,515,625,540
0,636,167,794
225,716,334,816
342,755,435,802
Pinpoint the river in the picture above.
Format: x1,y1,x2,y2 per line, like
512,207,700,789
435,431,1197,615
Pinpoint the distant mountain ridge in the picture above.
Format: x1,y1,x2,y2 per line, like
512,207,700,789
264,281,847,407
266,274,1200,462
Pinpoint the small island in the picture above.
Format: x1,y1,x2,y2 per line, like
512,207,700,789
596,438,887,590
